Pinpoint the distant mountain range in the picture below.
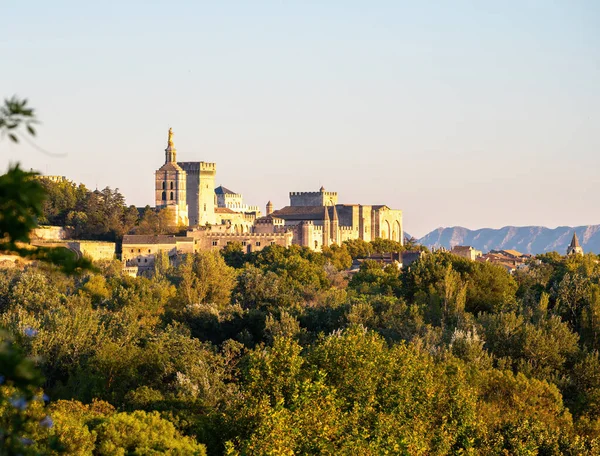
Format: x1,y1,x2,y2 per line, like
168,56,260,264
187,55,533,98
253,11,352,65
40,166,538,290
410,225,600,255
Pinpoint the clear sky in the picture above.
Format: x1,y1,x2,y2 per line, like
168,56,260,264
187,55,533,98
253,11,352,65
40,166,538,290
2,1,599,237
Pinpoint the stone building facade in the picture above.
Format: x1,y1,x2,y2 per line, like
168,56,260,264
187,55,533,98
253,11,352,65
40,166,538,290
215,186,261,214
153,130,403,252
214,208,256,234
187,229,293,253
290,186,338,207
178,161,217,226
122,234,195,272
257,187,403,250
30,240,115,262
451,245,482,261
121,230,293,275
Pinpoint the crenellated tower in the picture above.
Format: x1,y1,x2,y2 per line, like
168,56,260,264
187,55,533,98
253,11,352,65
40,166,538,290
289,186,338,207
178,161,217,226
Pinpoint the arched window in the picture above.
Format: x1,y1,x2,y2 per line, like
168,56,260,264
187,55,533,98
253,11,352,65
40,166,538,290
161,191,166,201
170,182,174,190
162,182,166,190
170,192,174,200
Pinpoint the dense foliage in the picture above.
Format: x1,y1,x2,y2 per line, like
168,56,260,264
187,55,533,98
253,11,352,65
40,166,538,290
2,242,600,454
38,178,180,241
3,101,600,452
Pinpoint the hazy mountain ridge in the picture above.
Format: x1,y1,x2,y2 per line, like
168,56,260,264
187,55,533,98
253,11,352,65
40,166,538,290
416,225,600,254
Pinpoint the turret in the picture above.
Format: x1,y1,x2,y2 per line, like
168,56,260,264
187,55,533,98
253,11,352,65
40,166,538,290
323,206,330,247
331,205,339,245
266,200,273,216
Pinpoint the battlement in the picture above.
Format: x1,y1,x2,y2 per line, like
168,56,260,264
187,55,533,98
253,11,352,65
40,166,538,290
256,217,284,225
178,161,217,173
200,162,216,171
290,189,339,207
35,175,67,183
203,232,289,238
289,191,337,197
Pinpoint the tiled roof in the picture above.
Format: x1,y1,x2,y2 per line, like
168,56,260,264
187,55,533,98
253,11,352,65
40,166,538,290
215,185,237,195
501,249,523,258
569,232,582,248
270,205,341,222
452,246,475,252
215,207,237,214
157,162,184,172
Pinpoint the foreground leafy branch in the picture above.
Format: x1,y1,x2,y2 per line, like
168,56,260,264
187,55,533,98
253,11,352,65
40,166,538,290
0,165,93,273
0,97,37,143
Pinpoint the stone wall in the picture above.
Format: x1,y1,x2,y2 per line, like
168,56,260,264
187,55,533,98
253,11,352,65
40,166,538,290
192,232,293,253
289,190,338,207
254,217,286,234
372,207,403,243
31,226,71,241
214,210,255,234
69,241,116,262
359,205,373,241
30,240,115,262
122,236,194,272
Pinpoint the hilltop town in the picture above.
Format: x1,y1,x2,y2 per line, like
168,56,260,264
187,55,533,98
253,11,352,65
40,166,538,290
20,127,586,277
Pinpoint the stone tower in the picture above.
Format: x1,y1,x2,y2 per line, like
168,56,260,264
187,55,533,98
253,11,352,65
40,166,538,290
567,232,584,256
178,161,217,226
289,186,338,207
266,201,273,216
323,206,330,247
155,128,189,226
331,205,339,245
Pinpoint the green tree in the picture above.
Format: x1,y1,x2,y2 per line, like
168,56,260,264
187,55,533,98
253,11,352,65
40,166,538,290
221,242,246,269
342,239,373,259
321,244,352,271
370,237,404,254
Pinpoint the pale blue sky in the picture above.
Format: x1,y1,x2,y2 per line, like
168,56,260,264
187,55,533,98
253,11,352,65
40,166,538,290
2,1,599,237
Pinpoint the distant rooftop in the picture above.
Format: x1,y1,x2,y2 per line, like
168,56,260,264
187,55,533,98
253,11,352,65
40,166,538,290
215,185,237,195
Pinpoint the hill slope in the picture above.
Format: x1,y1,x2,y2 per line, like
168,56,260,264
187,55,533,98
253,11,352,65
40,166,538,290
416,225,600,255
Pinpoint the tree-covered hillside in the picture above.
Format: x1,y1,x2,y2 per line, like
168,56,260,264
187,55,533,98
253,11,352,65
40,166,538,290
2,239,600,454
3,98,600,454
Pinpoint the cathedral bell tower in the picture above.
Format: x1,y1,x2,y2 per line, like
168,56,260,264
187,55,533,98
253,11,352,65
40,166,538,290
154,128,189,226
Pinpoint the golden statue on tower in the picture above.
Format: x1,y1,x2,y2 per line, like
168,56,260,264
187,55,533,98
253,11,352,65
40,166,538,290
167,127,174,148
